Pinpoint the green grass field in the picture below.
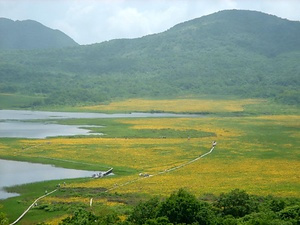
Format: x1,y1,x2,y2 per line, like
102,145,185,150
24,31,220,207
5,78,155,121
0,98,299,224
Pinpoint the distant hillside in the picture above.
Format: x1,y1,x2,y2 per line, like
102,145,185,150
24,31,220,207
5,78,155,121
0,10,299,107
169,10,300,56
0,18,78,50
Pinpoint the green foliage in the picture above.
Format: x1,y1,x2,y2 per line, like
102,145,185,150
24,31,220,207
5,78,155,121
124,189,300,225
127,197,160,225
35,203,67,212
41,189,300,225
239,212,288,225
133,189,216,225
59,209,99,225
98,214,122,225
144,217,172,225
215,189,258,218
0,212,9,225
157,189,202,224
270,198,286,213
0,10,299,108
279,205,300,222
59,209,125,225
158,189,216,224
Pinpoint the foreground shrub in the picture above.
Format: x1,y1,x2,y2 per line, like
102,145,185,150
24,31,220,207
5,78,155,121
0,212,9,225
215,189,258,218
127,197,160,225
156,189,215,225
59,209,98,225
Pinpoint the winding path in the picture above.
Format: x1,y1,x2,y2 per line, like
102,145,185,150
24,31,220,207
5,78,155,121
106,146,216,192
9,189,57,225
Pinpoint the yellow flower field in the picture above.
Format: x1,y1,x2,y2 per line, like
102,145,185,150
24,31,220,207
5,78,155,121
66,157,299,197
82,98,260,113
0,109,299,199
17,137,209,170
119,117,243,138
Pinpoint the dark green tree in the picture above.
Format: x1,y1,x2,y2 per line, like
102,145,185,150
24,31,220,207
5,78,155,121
279,205,300,222
59,209,99,225
157,189,215,224
219,215,238,225
98,214,122,225
127,197,160,225
270,198,286,212
239,211,286,225
215,189,257,218
144,217,173,225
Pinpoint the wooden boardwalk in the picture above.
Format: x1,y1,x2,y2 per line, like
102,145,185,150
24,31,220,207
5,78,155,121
9,189,57,225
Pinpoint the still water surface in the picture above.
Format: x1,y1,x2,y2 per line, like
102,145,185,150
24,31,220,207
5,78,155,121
0,159,96,199
0,121,102,139
0,110,199,120
0,110,200,139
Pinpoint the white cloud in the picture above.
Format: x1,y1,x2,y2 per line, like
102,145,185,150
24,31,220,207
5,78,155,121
259,0,300,21
107,7,150,37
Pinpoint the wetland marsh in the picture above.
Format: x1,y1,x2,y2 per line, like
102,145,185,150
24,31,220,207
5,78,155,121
0,98,299,224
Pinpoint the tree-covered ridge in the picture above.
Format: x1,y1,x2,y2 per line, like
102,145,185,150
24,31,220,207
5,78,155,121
0,18,78,50
0,10,299,107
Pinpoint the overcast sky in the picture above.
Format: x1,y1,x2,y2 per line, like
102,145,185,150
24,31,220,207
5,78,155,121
0,0,299,45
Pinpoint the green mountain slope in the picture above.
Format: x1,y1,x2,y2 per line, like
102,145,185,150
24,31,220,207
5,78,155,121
0,18,78,50
0,10,299,107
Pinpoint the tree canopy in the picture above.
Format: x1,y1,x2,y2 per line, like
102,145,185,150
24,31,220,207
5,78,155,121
0,10,299,107
55,189,300,225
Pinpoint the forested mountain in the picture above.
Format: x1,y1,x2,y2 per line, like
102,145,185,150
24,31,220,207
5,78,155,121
0,18,78,50
0,10,299,107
